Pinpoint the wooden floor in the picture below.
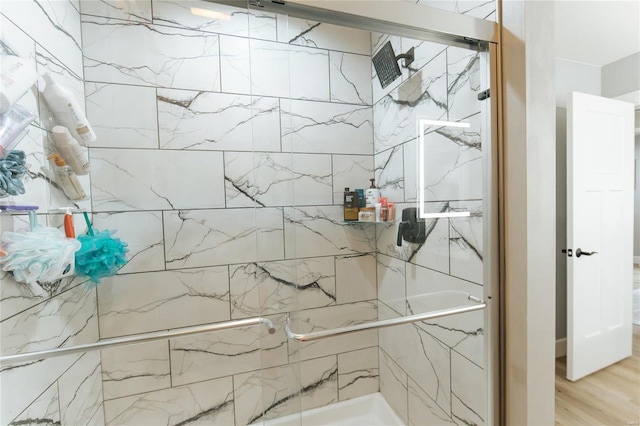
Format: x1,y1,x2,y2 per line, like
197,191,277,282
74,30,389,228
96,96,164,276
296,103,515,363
555,324,640,425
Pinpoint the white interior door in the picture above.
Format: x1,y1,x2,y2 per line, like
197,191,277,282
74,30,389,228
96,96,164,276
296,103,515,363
567,92,634,381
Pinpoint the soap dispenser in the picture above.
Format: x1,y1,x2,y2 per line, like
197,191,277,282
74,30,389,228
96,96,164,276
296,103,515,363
365,178,381,207
47,153,86,201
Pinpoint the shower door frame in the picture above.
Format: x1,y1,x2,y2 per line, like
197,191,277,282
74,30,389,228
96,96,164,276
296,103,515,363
221,0,504,423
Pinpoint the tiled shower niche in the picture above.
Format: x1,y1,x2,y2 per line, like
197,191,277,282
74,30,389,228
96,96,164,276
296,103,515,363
0,0,492,425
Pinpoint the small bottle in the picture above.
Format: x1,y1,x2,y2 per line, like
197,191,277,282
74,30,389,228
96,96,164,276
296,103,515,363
365,178,380,207
374,202,382,222
47,153,86,200
379,197,388,221
52,126,89,175
355,189,365,208
343,187,359,221
387,202,395,221
42,73,97,146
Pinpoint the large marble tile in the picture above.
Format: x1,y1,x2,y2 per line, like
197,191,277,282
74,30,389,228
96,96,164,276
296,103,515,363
451,350,486,425
97,267,230,338
379,348,408,424
80,0,152,22
376,254,407,316
375,201,450,276
85,83,159,149
378,303,451,415
1,284,98,356
88,404,105,426
170,314,287,386
248,10,277,41
0,284,96,422
447,46,482,121
233,355,338,425
449,201,484,285
92,211,165,274
1,353,80,423
401,37,448,80
164,208,284,269
248,38,290,98
374,51,448,153
331,155,374,205
284,206,376,259
225,152,332,207
404,138,419,202
335,253,377,304
101,341,170,400
374,145,404,202
1,0,83,77
8,382,60,426
152,1,250,36
409,202,452,274
281,99,373,155
82,16,220,91
422,116,483,203
330,51,372,105
415,0,497,21
405,264,484,367
338,347,379,401
104,376,235,425
452,393,484,426
58,351,103,426
220,34,251,94
0,270,47,322
229,258,336,318
90,148,225,211
157,89,280,151
408,378,456,426
279,16,370,55
288,45,330,101
288,301,378,361
249,39,329,100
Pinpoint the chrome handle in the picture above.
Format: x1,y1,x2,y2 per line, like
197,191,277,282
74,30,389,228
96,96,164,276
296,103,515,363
575,248,597,257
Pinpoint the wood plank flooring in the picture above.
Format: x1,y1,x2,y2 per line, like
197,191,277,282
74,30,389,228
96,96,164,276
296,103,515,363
555,325,640,425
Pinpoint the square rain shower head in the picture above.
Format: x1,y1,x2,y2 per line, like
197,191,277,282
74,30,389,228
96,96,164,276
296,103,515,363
372,41,402,89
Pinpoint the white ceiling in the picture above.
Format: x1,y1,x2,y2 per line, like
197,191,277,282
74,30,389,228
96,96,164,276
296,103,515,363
555,0,640,67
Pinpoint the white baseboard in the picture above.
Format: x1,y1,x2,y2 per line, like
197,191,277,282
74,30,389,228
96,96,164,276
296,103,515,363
556,338,567,358
634,256,640,265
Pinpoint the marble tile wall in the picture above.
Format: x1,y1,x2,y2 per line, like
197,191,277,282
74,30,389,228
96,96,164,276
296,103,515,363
371,31,488,425
1,1,491,424
0,1,103,425
82,1,377,425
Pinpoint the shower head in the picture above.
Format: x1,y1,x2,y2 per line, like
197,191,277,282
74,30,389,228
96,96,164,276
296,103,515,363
372,41,415,89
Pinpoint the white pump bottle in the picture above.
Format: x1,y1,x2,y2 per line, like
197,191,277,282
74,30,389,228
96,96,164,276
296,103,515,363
42,73,96,146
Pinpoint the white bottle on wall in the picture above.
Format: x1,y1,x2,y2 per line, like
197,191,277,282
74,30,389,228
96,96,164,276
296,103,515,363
42,73,96,146
52,126,89,175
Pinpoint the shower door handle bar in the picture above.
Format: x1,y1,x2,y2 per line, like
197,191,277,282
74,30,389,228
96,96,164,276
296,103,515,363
0,317,276,365
285,296,486,342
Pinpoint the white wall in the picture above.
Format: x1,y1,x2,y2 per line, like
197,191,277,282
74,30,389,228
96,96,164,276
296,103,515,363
555,58,601,341
602,52,640,98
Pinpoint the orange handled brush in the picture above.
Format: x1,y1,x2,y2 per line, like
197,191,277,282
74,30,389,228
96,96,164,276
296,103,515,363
63,209,75,238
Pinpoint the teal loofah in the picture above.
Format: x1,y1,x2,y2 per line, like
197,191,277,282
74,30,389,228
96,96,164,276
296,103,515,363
74,212,128,285
75,229,128,285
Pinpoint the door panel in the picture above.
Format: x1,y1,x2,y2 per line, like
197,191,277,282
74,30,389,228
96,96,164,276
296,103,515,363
567,91,634,381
